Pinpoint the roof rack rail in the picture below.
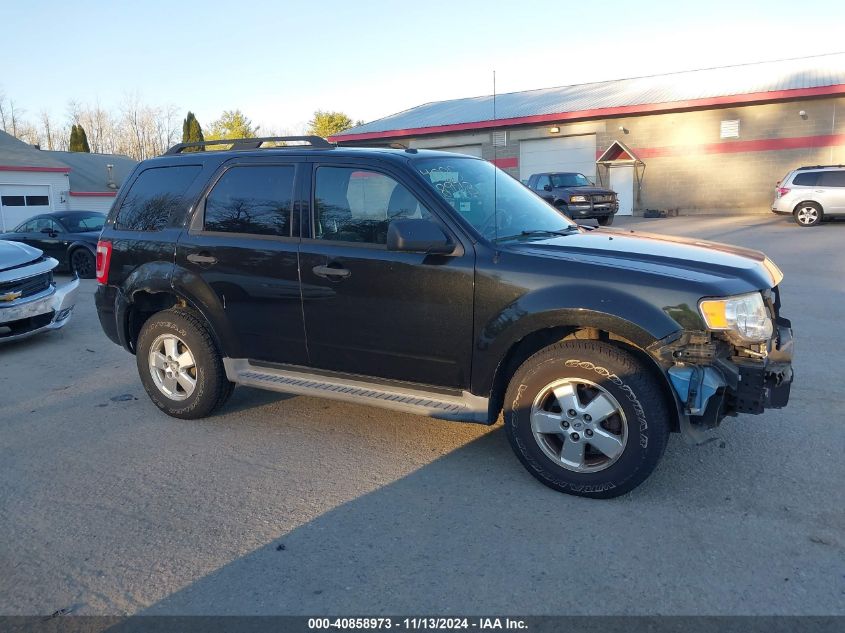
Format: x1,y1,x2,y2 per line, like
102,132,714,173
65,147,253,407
165,136,333,155
796,164,845,170
336,140,409,149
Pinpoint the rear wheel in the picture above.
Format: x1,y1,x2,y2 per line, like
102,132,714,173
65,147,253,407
794,203,822,227
504,340,671,498
70,248,95,278
597,215,614,226
136,309,234,419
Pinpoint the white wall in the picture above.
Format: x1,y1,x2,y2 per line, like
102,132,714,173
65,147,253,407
0,170,70,231
67,195,117,214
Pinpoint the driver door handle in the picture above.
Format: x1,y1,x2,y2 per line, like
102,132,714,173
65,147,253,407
187,253,218,266
312,264,351,279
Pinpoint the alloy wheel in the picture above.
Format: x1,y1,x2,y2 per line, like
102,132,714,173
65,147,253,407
530,377,628,472
148,334,197,400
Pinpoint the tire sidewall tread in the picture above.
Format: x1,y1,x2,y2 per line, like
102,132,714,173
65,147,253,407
504,339,670,499
136,309,233,419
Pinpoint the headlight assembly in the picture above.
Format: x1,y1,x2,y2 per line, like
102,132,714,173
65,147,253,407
569,195,588,203
699,292,773,342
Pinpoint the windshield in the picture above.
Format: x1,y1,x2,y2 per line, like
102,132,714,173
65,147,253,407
551,173,590,187
59,213,105,232
414,157,575,241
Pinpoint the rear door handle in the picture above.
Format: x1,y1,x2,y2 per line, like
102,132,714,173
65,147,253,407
187,253,218,266
312,264,351,279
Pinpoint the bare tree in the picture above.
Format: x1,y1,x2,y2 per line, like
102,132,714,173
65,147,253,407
40,110,55,150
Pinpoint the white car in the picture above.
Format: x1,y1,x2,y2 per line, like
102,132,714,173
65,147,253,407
0,240,79,343
772,164,845,226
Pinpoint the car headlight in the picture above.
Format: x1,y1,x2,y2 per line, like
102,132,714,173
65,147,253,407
699,292,773,342
570,195,588,203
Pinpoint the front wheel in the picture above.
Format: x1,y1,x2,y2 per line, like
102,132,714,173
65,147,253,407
504,340,671,498
136,309,234,419
597,215,614,226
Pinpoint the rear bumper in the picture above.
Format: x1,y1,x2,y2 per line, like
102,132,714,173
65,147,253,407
0,277,79,343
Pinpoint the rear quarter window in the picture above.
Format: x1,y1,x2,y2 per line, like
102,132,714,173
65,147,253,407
791,172,820,186
115,165,201,231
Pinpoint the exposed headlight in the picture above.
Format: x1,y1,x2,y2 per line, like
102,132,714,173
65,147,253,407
569,195,588,203
699,292,773,342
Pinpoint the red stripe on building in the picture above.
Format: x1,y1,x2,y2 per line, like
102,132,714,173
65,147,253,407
606,133,845,160
330,84,845,142
0,165,70,173
69,191,117,197
491,157,518,168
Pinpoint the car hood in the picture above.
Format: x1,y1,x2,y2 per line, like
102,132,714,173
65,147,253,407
554,186,614,195
0,240,43,271
510,227,784,291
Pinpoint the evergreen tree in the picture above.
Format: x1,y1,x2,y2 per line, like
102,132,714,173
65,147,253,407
77,124,90,152
182,111,205,151
69,125,79,151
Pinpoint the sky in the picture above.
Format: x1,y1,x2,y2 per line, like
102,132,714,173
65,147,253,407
2,0,845,134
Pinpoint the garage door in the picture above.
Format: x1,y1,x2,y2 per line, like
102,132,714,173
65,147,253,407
519,135,596,182
434,145,483,158
0,185,52,232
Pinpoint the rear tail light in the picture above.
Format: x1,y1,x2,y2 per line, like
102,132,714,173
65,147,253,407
776,187,791,198
96,240,112,284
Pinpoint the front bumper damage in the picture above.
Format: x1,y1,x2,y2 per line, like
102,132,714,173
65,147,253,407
0,277,80,343
650,314,794,444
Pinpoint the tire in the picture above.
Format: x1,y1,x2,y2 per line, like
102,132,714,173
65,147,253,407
504,340,671,499
70,248,96,279
793,202,822,227
135,309,234,419
597,215,614,226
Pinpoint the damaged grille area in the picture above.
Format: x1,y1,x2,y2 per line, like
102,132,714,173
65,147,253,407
0,271,53,301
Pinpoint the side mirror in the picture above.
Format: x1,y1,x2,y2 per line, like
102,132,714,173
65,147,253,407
387,219,454,254
543,184,552,191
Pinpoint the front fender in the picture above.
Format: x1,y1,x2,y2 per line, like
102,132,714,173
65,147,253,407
472,283,683,395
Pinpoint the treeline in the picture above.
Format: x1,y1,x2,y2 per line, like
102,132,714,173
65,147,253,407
0,89,360,161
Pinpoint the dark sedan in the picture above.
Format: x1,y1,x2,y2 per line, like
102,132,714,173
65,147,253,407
0,211,105,278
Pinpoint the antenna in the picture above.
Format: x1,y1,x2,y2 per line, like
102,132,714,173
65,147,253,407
493,70,498,242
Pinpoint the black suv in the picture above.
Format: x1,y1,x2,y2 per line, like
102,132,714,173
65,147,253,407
95,137,793,498
527,172,618,225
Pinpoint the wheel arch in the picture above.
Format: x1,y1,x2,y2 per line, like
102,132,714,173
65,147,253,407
792,200,823,214
485,318,681,432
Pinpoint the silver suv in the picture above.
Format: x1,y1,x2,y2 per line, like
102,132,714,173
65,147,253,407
772,165,845,226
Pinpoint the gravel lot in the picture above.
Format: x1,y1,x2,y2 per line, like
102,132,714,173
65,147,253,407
1,214,843,616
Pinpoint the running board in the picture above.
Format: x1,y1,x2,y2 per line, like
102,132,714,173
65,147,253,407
223,359,490,423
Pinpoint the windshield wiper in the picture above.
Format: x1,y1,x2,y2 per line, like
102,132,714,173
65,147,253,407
494,227,579,242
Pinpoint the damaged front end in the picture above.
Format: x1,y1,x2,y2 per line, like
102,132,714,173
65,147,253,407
650,287,794,444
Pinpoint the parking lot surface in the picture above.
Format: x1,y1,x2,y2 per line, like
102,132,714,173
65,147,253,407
1,215,843,616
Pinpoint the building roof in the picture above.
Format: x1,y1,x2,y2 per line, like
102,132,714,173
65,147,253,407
0,130,69,171
47,150,136,194
333,52,845,141
0,130,137,193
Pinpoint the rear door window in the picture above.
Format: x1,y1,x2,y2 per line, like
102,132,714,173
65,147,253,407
818,171,845,187
203,165,295,236
115,165,201,231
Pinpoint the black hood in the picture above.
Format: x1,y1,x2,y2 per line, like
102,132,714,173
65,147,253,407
509,227,783,294
554,186,615,195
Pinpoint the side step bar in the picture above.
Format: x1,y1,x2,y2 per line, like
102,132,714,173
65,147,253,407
223,359,490,423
